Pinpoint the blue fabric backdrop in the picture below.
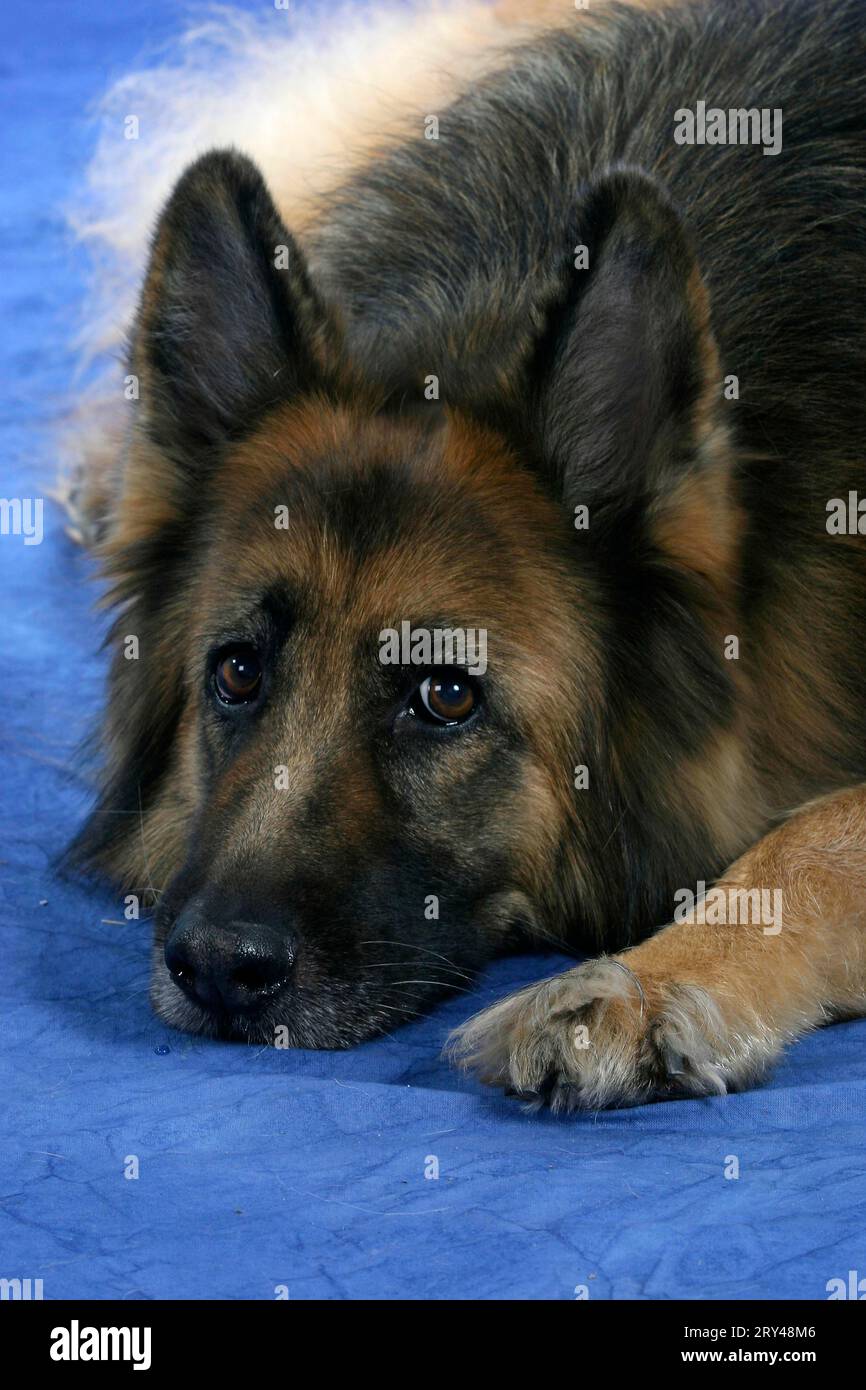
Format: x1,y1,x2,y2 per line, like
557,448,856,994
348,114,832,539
2,0,865,1301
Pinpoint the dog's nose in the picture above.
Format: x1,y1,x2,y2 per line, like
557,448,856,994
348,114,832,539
165,912,295,1015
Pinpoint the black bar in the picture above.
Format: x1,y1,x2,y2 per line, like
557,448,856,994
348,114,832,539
5,1297,858,1374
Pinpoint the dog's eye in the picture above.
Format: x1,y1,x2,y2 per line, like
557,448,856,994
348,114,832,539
416,674,477,724
213,645,263,705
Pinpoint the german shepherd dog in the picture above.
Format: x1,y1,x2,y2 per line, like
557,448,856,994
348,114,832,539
66,0,866,1110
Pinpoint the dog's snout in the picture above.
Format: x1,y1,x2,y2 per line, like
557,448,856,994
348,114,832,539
165,910,295,1015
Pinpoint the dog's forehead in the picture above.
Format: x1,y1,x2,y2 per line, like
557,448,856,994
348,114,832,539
206,400,534,618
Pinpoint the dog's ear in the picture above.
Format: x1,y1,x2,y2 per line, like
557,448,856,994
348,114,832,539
65,153,348,884
131,148,341,456
524,167,733,568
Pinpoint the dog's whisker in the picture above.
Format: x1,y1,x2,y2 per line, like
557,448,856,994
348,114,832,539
360,940,475,975
362,962,473,985
380,978,475,995
135,783,162,904
371,1003,426,1020
362,960,474,981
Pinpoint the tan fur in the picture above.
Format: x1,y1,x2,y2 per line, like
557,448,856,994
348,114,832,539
451,785,866,1108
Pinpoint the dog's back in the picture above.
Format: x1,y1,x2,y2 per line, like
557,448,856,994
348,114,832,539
311,0,865,461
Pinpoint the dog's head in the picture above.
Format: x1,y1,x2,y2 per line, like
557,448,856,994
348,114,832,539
70,150,740,1046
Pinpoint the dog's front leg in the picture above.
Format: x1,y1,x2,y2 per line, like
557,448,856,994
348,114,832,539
450,785,866,1110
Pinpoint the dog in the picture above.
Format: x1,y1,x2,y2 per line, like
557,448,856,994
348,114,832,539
64,0,866,1110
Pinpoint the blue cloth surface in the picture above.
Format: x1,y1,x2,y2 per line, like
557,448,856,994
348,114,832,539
2,0,865,1302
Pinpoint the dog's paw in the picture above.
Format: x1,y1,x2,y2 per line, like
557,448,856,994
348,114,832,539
447,957,734,1111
